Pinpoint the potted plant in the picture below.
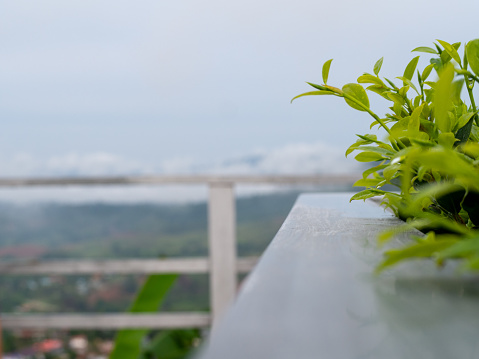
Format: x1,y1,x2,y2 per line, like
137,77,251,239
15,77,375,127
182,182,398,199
293,39,479,273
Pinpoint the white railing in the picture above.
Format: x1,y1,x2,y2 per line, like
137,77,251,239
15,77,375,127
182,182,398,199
0,174,358,330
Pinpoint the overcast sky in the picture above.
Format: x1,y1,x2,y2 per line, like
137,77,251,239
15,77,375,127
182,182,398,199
1,0,479,179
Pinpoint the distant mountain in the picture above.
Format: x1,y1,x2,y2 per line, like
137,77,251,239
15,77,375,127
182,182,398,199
0,190,307,260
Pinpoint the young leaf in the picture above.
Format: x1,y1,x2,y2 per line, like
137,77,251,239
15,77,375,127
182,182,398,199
355,151,385,162
322,59,333,85
437,39,462,65
412,46,438,54
384,77,399,90
361,163,388,179
438,132,457,149
422,63,435,81
366,85,390,99
290,90,335,103
383,163,401,182
436,235,479,260
349,188,386,202
387,92,405,106
353,178,384,187
433,64,455,133
345,134,378,156
466,39,479,77
455,112,476,132
374,57,384,76
408,105,423,132
403,56,420,81
307,82,328,90
354,145,394,157
376,240,457,272
464,45,469,70
356,133,378,141
342,83,370,112
396,76,420,95
357,74,384,86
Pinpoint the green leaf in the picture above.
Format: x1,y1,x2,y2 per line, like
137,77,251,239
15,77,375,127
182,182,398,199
356,133,378,141
412,46,438,54
461,143,479,159
144,330,201,359
403,56,420,81
466,39,479,77
355,151,385,162
353,178,384,187
324,84,344,95
384,77,399,90
433,64,455,133
387,92,405,106
366,85,390,99
440,49,452,64
355,145,395,157
437,39,462,65
109,274,177,359
438,132,457,149
342,83,369,112
415,148,479,184
345,134,377,156
383,163,401,182
362,163,388,179
322,59,333,85
290,90,335,103
374,57,384,76
455,112,476,131
422,63,435,81
451,79,464,105
376,240,457,272
408,105,423,132
349,188,386,202
307,82,327,90
357,74,384,86
436,235,479,260
396,76,420,95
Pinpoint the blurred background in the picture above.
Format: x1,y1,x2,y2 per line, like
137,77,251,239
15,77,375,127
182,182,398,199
1,0,478,202
2,0,479,357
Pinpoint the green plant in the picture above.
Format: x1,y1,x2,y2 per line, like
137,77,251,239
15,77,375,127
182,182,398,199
109,274,177,359
293,39,479,272
109,274,201,359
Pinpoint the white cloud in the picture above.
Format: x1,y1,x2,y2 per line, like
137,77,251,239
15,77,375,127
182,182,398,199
0,153,151,177
0,142,360,203
208,143,360,175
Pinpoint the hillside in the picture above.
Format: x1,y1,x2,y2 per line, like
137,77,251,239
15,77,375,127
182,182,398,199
0,190,304,260
0,190,312,314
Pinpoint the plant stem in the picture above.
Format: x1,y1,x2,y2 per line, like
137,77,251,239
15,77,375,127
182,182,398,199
342,93,405,151
465,77,479,126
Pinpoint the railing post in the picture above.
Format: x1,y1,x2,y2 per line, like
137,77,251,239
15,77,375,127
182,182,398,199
208,182,237,327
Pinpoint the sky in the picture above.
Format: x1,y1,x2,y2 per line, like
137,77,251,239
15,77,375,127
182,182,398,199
1,0,479,201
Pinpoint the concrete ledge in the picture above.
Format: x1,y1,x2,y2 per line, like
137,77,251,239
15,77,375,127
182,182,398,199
197,193,479,359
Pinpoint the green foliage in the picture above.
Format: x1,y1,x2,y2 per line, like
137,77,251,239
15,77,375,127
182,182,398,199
109,274,178,359
293,39,479,273
140,329,201,359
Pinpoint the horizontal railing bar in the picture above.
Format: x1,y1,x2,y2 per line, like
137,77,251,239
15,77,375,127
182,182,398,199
0,174,359,187
0,257,258,275
1,313,211,329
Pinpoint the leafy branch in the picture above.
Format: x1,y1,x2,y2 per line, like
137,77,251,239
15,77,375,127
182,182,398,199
293,39,479,273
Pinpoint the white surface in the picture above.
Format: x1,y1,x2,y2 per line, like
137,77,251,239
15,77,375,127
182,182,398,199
198,193,479,359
